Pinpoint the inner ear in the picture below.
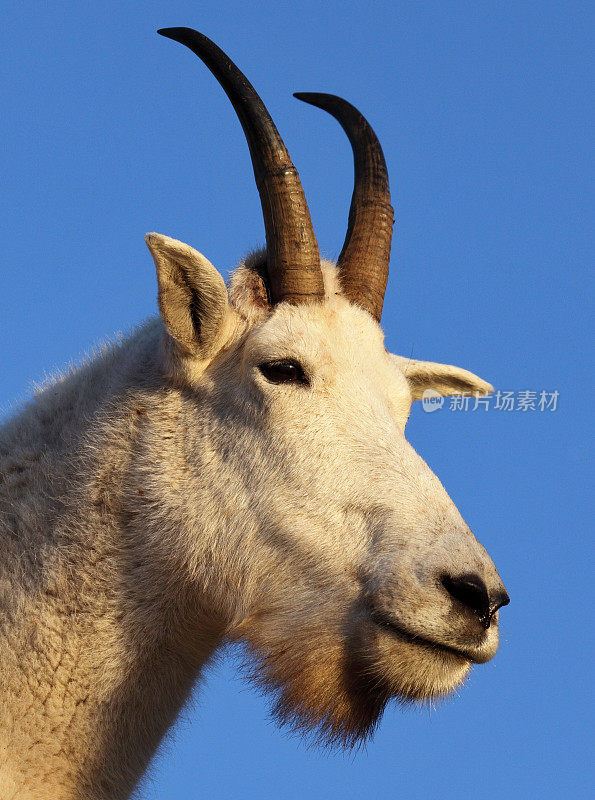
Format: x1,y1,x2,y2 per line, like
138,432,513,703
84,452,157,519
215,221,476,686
146,233,233,360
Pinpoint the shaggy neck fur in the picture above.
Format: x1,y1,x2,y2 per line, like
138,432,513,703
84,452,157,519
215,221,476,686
0,322,226,799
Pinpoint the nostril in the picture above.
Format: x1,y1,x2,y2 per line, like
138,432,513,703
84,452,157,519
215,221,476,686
441,573,491,626
490,589,510,616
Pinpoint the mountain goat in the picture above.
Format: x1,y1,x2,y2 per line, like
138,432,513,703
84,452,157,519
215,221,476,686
0,28,508,800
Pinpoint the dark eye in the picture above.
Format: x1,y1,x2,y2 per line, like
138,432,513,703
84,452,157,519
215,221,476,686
258,359,309,386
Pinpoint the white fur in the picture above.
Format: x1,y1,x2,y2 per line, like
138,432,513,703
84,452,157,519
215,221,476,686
0,234,505,799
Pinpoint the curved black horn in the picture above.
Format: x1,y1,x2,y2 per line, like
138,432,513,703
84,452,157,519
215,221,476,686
159,28,324,305
294,93,393,321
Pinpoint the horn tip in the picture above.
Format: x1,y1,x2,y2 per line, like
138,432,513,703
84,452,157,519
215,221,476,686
294,92,320,103
294,92,340,111
157,27,194,40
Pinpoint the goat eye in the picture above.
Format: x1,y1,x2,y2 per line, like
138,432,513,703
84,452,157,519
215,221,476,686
258,360,309,386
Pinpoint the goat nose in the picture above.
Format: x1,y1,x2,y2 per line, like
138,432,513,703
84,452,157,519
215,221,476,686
441,573,509,629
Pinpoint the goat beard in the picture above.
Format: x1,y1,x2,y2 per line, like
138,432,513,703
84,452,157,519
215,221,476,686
235,625,393,749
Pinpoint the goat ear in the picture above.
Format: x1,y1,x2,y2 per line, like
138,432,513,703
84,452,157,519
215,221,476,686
392,355,493,400
146,233,232,359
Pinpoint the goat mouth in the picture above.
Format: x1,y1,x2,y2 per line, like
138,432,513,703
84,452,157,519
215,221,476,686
369,609,476,663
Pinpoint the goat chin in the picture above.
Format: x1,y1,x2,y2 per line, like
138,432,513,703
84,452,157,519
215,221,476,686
231,613,472,748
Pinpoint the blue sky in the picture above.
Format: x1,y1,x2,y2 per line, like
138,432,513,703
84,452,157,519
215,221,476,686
1,2,592,798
